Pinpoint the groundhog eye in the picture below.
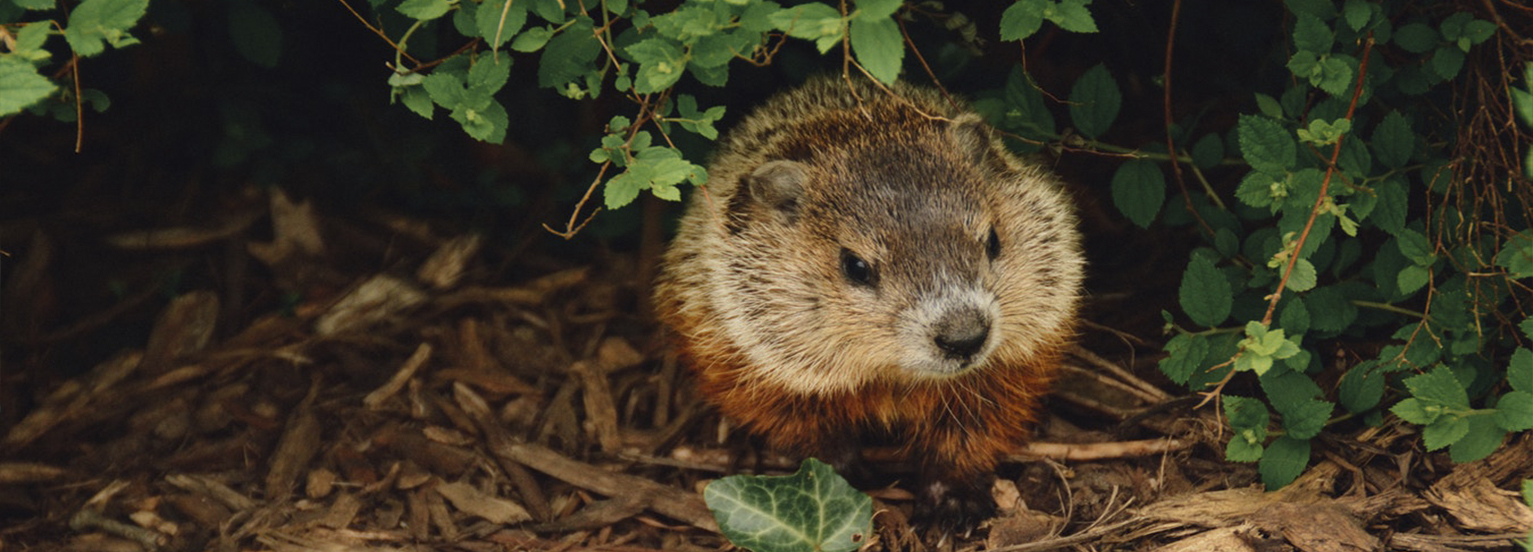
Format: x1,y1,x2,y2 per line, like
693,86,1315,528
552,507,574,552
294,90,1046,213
840,249,875,287
986,227,1001,260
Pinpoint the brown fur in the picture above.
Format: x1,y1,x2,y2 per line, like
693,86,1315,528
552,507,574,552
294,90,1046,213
655,77,1083,524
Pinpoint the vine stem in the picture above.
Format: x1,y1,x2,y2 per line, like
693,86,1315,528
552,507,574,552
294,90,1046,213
1259,34,1376,326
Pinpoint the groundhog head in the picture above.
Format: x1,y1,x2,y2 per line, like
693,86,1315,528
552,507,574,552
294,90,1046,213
709,111,1077,396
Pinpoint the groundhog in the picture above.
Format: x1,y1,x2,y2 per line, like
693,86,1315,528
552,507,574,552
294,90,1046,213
654,77,1083,526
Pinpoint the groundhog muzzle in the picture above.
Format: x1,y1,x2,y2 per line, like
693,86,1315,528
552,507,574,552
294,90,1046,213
654,77,1084,527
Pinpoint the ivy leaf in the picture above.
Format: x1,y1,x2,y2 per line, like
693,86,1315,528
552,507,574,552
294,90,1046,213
0,59,59,117
1259,436,1310,490
64,0,149,57
1110,159,1164,229
1238,114,1296,174
1180,254,1232,328
1068,64,1121,139
849,15,903,84
705,459,872,552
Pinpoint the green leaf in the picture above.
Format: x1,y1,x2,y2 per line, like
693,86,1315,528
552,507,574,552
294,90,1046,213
1278,399,1331,440
1068,64,1121,139
1341,0,1372,31
1395,229,1436,266
1315,55,1355,96
1110,159,1164,229
228,0,282,68
998,0,1044,41
1285,259,1317,292
1405,366,1471,410
1255,93,1284,120
652,5,719,42
704,459,872,552
1238,114,1296,174
1391,398,1436,425
1292,14,1332,53
1180,254,1232,328
1431,46,1465,81
63,0,148,57
771,3,844,47
1259,436,1310,489
450,98,507,143
1397,265,1430,295
396,0,452,20
1284,0,1335,20
849,15,903,84
1423,416,1470,451
1049,0,1097,33
1371,111,1413,169
1373,178,1408,235
1003,67,1056,141
1224,395,1269,463
1338,362,1383,413
538,18,601,90
511,26,553,52
1497,230,1533,278
1451,415,1505,463
1191,133,1225,169
854,0,901,20
0,59,59,117
1160,333,1208,385
1510,348,1533,392
627,38,687,94
1296,118,1350,147
1497,391,1533,431
740,1,783,33
14,0,55,9
1394,23,1438,54
477,0,528,48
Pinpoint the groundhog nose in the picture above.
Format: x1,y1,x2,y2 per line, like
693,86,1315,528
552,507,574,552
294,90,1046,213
934,311,990,359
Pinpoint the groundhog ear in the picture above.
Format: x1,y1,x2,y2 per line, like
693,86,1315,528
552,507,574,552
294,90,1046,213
948,112,993,164
743,160,808,216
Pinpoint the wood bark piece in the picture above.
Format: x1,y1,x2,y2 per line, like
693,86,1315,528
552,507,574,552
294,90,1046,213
142,290,219,375
435,481,532,524
573,360,621,453
314,275,426,336
265,381,324,501
1251,501,1376,552
3,351,142,449
1148,525,1260,552
453,384,718,532
365,342,433,409
1425,435,1533,534
418,233,483,290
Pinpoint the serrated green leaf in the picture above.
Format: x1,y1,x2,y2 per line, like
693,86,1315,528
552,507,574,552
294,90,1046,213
538,18,601,89
998,0,1044,41
1278,399,1332,440
1160,333,1208,385
1068,64,1121,139
1394,23,1438,54
1224,395,1268,462
1371,111,1413,169
1342,0,1371,31
1255,93,1284,120
705,459,872,552
1497,231,1533,278
1496,391,1533,432
850,15,902,84
1423,416,1470,451
1238,114,1296,174
740,1,782,32
854,0,901,20
1373,177,1408,235
1285,0,1335,20
627,37,686,94
1191,133,1225,169
531,0,567,23
14,0,55,9
1392,398,1435,424
422,71,467,108
477,0,528,48
1111,159,1164,229
1003,67,1056,141
1397,265,1430,295
1396,229,1436,266
63,0,148,57
400,85,433,119
1259,436,1310,489
0,59,59,117
1315,55,1355,96
1512,86,1533,130
1285,259,1317,292
1236,171,1282,211
1450,415,1505,463
1292,14,1332,53
510,27,553,52
771,3,843,42
396,0,452,20
1431,46,1465,80
1338,362,1383,413
450,98,507,143
1179,255,1231,328
652,5,719,42
1509,348,1533,392
1406,366,1471,410
1050,0,1097,33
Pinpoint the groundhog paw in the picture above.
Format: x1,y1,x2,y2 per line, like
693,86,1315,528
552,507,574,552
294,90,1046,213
913,477,997,533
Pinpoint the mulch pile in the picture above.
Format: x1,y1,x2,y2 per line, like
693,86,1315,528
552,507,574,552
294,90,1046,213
2,188,1530,552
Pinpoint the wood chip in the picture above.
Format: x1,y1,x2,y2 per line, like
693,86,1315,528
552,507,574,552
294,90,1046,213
418,233,483,290
365,342,433,409
436,481,532,525
142,290,220,375
314,275,427,336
